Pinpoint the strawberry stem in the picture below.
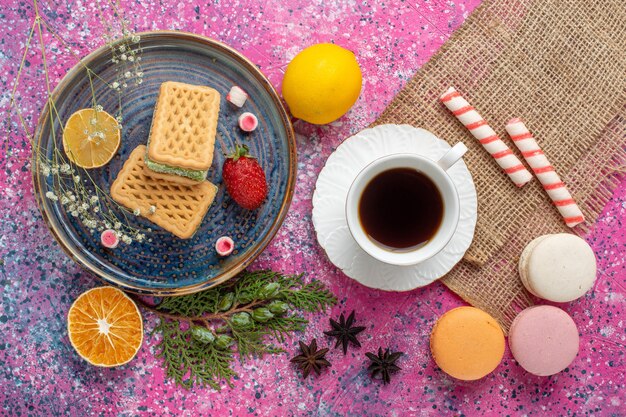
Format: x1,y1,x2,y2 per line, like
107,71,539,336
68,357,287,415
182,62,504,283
228,144,254,161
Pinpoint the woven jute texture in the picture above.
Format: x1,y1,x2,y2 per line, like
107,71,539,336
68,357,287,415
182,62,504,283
372,0,626,330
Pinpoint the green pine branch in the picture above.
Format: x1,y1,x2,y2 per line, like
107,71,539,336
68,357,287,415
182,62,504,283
280,280,337,312
144,270,337,390
152,319,236,390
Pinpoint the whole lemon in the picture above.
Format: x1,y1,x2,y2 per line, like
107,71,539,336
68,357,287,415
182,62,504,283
282,43,362,125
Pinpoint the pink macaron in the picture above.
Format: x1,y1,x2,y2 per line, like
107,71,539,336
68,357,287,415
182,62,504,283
509,305,579,376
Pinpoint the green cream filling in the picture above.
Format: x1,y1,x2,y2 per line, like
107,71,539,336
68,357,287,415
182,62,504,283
144,154,208,182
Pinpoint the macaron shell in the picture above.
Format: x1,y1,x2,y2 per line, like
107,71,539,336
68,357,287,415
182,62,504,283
519,235,550,298
430,306,505,381
509,305,579,376
527,233,596,302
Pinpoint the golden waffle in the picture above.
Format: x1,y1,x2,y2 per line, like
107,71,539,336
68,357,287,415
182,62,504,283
110,146,218,239
147,81,220,171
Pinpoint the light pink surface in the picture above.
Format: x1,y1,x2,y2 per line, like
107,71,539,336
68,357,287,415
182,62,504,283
2,0,626,415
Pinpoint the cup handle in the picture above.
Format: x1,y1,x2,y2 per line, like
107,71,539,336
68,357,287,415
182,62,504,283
437,142,468,171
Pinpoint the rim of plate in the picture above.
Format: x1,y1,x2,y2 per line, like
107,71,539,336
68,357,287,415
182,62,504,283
31,30,297,296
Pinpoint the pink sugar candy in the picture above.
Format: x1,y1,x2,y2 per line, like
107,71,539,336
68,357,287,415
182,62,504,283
505,118,584,227
238,112,258,132
101,229,119,249
226,86,248,108
440,86,532,187
215,236,235,257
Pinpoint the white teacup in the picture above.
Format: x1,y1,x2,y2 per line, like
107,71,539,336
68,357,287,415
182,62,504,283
345,143,468,266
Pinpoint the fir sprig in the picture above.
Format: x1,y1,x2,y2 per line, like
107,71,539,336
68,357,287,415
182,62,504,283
144,270,337,390
152,319,236,390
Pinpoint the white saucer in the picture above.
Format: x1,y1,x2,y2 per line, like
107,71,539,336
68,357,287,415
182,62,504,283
312,124,477,291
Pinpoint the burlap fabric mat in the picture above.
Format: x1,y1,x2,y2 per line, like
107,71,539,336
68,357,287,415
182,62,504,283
372,0,626,330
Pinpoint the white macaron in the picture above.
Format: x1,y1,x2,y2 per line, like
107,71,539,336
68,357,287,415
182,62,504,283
518,233,596,302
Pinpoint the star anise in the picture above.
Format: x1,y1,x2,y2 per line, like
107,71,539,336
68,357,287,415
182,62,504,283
290,339,331,378
324,310,366,355
366,347,403,385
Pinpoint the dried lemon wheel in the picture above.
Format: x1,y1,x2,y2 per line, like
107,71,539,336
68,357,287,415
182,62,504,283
67,286,143,367
62,108,121,168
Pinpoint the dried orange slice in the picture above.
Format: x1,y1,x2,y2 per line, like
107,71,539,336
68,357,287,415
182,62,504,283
67,286,143,367
62,108,121,168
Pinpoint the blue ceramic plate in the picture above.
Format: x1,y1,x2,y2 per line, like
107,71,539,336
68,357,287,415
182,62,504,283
33,31,296,295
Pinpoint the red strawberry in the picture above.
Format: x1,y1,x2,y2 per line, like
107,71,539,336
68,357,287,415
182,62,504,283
222,145,268,210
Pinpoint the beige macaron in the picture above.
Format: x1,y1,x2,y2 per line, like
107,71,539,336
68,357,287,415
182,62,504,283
519,233,596,302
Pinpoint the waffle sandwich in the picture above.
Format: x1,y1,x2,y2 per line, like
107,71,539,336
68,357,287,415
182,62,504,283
144,81,221,185
111,145,218,239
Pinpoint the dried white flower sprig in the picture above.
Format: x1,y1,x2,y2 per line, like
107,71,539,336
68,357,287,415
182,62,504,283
9,0,150,246
107,28,144,93
39,153,149,245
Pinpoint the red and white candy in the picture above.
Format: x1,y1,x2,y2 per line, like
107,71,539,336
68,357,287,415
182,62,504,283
505,118,585,228
215,236,235,257
440,87,532,187
226,86,248,108
238,112,258,132
101,229,119,249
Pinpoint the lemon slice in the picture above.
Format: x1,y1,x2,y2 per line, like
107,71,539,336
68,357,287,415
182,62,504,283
62,108,121,168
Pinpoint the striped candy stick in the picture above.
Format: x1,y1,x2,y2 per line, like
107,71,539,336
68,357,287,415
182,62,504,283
440,87,533,187
505,118,585,228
